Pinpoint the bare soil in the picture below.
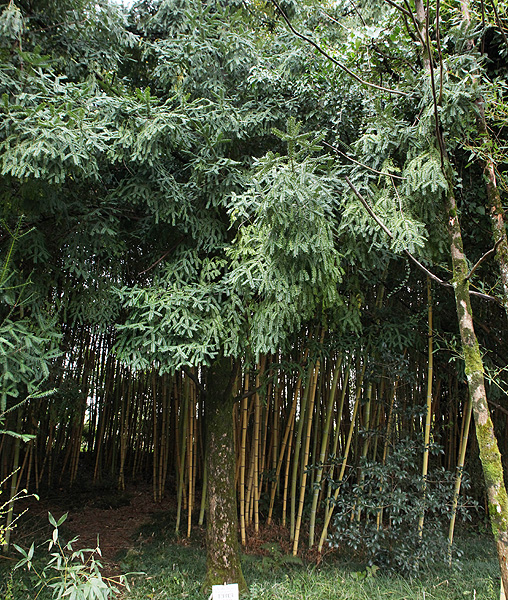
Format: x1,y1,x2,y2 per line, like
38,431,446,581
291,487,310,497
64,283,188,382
13,485,325,575
14,485,174,575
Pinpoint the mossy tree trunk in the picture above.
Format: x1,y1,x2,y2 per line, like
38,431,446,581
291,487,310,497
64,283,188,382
445,177,508,591
476,98,508,318
203,356,247,594
412,0,508,587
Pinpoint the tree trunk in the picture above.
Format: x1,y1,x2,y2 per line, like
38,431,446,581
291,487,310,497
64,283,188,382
476,98,508,317
446,182,508,590
203,356,247,594
412,0,508,588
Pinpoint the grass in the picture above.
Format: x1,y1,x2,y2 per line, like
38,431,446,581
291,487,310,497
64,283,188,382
1,509,500,600
117,514,501,600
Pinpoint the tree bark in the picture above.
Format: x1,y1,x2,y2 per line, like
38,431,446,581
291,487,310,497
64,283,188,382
476,99,508,317
411,0,508,588
445,174,508,592
203,356,247,594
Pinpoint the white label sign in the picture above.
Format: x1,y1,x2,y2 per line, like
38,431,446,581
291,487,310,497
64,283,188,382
211,583,239,600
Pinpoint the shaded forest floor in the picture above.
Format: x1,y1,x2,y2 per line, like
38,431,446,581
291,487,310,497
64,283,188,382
13,483,173,576
4,483,502,600
12,481,323,573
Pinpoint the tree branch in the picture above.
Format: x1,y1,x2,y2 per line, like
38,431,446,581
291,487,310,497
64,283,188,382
466,240,502,280
138,235,186,275
183,365,204,393
269,0,409,97
490,0,508,49
323,141,406,179
383,0,412,18
344,176,501,304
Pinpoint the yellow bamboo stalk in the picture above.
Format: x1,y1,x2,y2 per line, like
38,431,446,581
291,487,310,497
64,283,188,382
118,374,132,492
175,383,188,535
93,357,115,484
290,364,311,540
157,375,168,501
326,363,350,504
267,372,302,525
376,381,397,529
355,381,373,522
318,361,366,553
239,372,249,545
253,356,266,533
152,371,159,501
187,377,196,537
260,371,272,495
293,355,321,555
271,381,281,482
244,425,255,527
282,414,295,528
163,375,173,497
371,378,385,463
309,355,342,547
418,278,433,537
447,392,473,564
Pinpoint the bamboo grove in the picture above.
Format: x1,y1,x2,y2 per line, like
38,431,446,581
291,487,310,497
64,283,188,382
1,284,502,555
1,0,508,592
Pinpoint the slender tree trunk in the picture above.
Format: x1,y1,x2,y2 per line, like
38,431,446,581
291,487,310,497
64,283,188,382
460,0,508,317
203,356,247,594
412,0,508,588
476,99,508,317
445,180,508,591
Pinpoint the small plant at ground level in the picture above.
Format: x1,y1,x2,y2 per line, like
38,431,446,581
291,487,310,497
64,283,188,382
351,564,379,581
260,542,304,571
14,512,133,599
0,471,36,552
326,437,475,575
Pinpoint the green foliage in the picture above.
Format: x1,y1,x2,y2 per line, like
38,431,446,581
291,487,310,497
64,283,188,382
97,506,499,600
7,0,137,79
0,2,24,43
327,437,475,575
227,118,343,353
0,471,34,548
259,542,303,571
350,564,379,581
0,217,61,410
14,512,132,600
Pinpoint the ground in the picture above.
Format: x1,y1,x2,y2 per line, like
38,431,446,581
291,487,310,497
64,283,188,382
13,485,174,576
12,484,323,576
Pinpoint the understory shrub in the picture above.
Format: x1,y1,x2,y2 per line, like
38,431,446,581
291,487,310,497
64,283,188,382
326,437,475,575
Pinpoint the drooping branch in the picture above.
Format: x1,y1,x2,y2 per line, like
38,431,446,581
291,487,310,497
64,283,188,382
323,141,406,179
383,0,412,18
344,176,501,304
269,0,409,97
138,235,186,275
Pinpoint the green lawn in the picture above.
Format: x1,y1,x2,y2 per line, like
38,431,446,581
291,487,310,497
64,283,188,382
117,515,500,600
2,511,500,600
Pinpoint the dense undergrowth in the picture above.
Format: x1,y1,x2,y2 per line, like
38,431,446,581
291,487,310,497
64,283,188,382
1,505,500,600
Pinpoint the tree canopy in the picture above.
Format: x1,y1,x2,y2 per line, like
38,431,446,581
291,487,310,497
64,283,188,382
1,0,508,593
